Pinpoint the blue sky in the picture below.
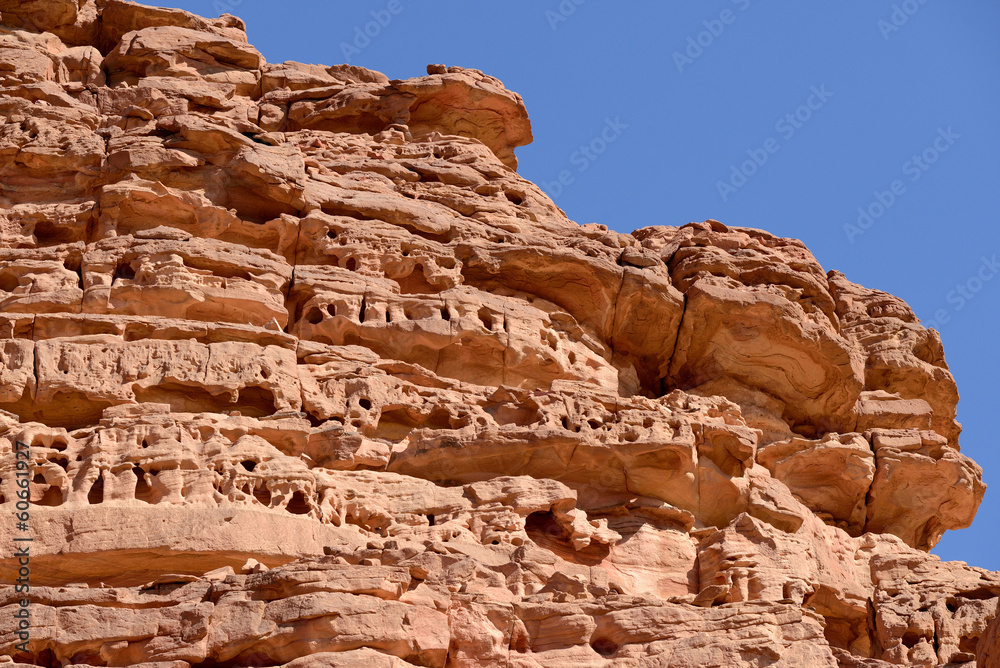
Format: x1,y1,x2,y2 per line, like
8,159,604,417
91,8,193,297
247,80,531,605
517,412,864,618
164,0,999,569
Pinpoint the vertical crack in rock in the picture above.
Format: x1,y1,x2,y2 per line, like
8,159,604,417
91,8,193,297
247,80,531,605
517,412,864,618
0,2,996,666
664,291,688,396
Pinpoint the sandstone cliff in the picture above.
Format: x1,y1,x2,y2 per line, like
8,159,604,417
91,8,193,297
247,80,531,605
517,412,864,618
0,2,998,666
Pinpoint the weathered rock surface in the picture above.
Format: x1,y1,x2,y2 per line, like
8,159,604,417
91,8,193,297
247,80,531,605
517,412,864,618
0,2,995,666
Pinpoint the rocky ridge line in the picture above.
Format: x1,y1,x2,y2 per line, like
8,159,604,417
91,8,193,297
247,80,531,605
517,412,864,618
0,1,997,666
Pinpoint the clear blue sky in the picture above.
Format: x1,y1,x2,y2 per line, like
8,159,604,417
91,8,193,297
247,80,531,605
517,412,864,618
163,0,999,569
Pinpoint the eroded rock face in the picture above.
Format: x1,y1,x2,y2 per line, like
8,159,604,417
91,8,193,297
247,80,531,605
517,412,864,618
0,2,995,666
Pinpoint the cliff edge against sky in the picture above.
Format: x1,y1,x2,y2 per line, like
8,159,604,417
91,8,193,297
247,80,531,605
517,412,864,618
0,1,998,666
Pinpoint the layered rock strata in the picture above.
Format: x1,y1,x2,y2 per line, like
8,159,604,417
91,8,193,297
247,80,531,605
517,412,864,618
0,2,997,666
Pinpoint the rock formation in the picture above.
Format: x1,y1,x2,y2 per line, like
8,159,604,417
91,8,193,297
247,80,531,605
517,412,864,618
0,1,997,666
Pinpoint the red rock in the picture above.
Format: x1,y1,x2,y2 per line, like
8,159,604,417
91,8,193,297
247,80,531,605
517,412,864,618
0,2,995,666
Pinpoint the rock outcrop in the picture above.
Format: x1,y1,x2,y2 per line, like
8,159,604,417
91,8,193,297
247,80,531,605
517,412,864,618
0,2,996,666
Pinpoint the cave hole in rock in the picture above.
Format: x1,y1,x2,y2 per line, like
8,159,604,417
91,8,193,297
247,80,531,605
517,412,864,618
304,412,326,428
13,394,114,431
318,203,378,221
477,307,493,330
511,628,529,653
359,398,372,410
112,260,136,282
286,491,311,515
305,307,323,325
415,168,441,183
901,632,927,649
427,514,435,526
224,188,299,225
47,438,68,452
373,408,419,442
818,613,860,652
0,272,20,293
33,220,77,245
591,638,619,657
327,304,337,317
253,485,272,507
525,510,611,566
358,297,367,323
957,588,997,600
29,649,58,667
134,466,157,504
327,228,338,239
404,227,452,244
525,510,568,543
241,460,257,472
440,307,451,321
31,473,62,507
424,407,454,430
344,257,358,272
87,473,104,504
240,132,272,146
144,127,175,140
54,457,69,471
134,384,279,418
397,263,441,294
35,483,63,507
504,191,525,206
63,255,84,289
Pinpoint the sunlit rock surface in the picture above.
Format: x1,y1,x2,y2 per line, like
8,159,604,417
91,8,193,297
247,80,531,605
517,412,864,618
0,2,996,666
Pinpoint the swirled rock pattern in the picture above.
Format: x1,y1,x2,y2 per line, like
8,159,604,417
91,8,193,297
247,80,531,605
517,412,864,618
0,2,996,666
